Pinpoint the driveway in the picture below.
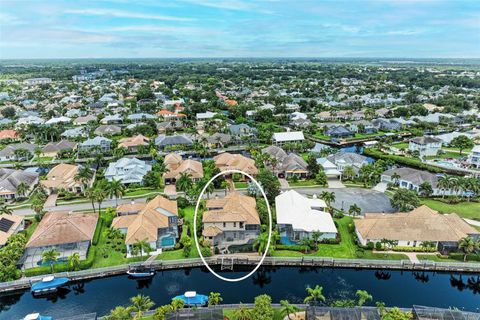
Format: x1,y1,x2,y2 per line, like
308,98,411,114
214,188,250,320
327,179,345,188
278,178,290,189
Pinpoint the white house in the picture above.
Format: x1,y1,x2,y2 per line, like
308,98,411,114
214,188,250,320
468,145,480,169
316,158,341,179
196,111,217,120
408,136,442,157
276,190,337,244
105,158,152,185
273,131,305,145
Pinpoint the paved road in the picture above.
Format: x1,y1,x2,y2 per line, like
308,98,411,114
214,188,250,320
13,187,395,216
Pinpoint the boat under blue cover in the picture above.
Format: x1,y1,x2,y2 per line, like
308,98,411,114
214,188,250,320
31,276,70,294
172,291,208,306
23,313,53,320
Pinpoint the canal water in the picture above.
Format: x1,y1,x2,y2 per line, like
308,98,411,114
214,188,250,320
0,266,479,318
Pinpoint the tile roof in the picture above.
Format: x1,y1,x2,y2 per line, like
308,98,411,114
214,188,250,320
204,192,260,225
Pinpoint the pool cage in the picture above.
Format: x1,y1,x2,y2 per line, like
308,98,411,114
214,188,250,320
306,306,381,320
413,306,480,320
18,243,90,270
164,308,224,320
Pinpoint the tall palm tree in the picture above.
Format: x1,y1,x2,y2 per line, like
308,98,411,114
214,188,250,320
348,204,361,217
320,191,336,214
74,166,94,191
133,239,152,257
16,182,29,199
176,172,193,192
304,285,326,305
437,175,452,199
253,232,271,256
129,294,155,315
280,300,299,320
85,187,97,213
107,179,125,206
42,248,60,273
459,237,480,262
68,252,81,271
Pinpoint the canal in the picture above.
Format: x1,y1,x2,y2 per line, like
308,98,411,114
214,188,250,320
0,266,479,319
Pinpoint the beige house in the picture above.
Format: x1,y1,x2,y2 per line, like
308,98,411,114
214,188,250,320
202,192,261,249
118,134,150,153
112,195,179,255
213,152,258,177
0,214,24,248
163,153,204,184
355,205,480,252
42,140,77,158
41,163,92,194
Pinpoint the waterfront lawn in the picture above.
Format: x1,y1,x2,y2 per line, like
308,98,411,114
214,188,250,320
420,198,480,220
223,308,287,320
417,253,480,263
273,217,408,260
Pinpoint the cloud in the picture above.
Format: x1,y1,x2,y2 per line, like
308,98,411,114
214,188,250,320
65,8,194,21
385,29,425,36
0,12,23,26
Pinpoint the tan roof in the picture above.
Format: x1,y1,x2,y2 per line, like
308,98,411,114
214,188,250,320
164,153,183,169
355,205,479,242
112,195,178,244
202,226,223,237
164,159,204,180
203,192,260,225
213,153,258,176
40,164,82,190
0,214,24,246
118,135,149,148
116,202,146,215
26,211,98,248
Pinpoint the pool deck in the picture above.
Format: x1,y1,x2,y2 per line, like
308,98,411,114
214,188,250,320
1,255,480,293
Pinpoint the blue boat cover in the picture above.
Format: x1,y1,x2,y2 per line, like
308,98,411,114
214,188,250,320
31,277,69,292
172,292,208,306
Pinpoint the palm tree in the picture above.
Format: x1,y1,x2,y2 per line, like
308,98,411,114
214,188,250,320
311,231,323,248
320,191,336,214
94,184,107,213
16,182,29,199
304,285,326,305
208,292,223,306
105,306,131,320
280,300,299,320
129,294,155,316
356,290,373,306
42,248,60,273
170,299,185,311
85,187,97,213
253,232,270,256
107,179,125,206
133,239,152,257
437,175,452,198
68,252,81,271
74,166,94,191
391,172,401,186
299,237,313,253
342,166,356,181
0,205,13,215
459,237,480,262
176,172,193,192
419,181,433,198
233,303,252,320
348,204,361,217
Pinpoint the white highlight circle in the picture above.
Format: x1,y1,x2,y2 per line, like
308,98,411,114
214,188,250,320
193,169,273,282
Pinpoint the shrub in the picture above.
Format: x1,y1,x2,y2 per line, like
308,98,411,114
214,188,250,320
392,246,436,253
366,242,375,250
92,218,104,246
375,242,383,250
364,148,442,174
177,197,189,209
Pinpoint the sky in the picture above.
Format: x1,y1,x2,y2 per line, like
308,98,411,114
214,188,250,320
0,0,479,59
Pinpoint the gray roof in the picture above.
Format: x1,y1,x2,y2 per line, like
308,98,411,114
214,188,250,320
229,124,255,135
262,145,307,172
0,168,38,194
94,124,122,135
155,134,193,147
382,167,438,188
327,152,368,166
410,136,442,145
0,143,36,157
80,136,112,147
42,140,77,153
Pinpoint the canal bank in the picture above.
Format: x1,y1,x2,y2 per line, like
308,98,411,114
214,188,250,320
0,265,479,319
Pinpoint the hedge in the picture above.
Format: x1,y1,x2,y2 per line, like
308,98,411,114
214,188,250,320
92,218,104,246
364,148,443,173
392,246,436,253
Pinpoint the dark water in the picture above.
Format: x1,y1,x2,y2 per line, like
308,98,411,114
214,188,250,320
1,267,479,319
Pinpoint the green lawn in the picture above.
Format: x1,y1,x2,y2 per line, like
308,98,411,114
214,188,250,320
273,217,408,260
287,179,319,187
23,220,38,240
124,187,164,197
425,151,464,160
416,253,480,263
312,132,331,141
420,199,480,220
224,308,287,320
234,182,248,189
392,142,408,150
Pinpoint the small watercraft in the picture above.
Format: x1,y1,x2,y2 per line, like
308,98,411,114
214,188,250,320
172,291,208,307
23,313,53,320
30,276,69,295
127,266,156,278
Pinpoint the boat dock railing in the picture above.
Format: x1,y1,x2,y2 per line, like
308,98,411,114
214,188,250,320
1,256,479,293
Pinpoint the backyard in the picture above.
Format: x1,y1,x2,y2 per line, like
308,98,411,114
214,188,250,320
420,198,480,220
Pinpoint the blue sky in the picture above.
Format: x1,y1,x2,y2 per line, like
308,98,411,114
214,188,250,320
0,0,479,59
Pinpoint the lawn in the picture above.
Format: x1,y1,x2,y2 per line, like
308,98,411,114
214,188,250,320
273,216,408,260
23,220,38,240
234,182,248,189
391,142,408,150
224,308,288,320
312,132,331,141
287,179,319,187
420,198,480,220
124,187,164,197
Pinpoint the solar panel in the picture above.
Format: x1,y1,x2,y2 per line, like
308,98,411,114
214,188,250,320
0,218,14,232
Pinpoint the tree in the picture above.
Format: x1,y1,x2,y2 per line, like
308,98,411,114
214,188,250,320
255,169,280,204
133,239,152,257
253,232,271,256
307,155,320,176
1,106,15,118
74,166,94,191
391,172,401,186
153,305,173,320
170,299,185,311
0,205,13,215
419,181,433,197
176,172,193,192
342,166,356,181
85,187,97,213
136,85,155,100
16,182,29,199
233,303,253,320
311,231,323,248
68,252,81,271
381,307,413,320
458,237,479,262
299,237,313,253
107,179,125,206
390,189,420,211
129,294,155,316
348,204,361,217
304,285,325,305
449,135,474,155
280,300,299,320
208,292,223,306
356,290,373,306
320,191,336,214
105,306,132,320
252,294,274,320
315,171,327,186
437,175,453,198
42,248,60,273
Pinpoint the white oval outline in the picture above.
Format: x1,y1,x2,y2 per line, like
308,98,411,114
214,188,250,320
193,169,272,282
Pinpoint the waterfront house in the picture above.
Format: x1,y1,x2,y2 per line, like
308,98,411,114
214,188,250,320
213,152,258,177
118,134,150,153
262,145,308,179
61,127,87,139
23,211,98,269
0,213,24,248
41,140,77,158
228,124,256,137
272,131,305,145
326,126,353,138
78,136,112,153
104,157,152,185
112,195,179,255
372,118,402,131
203,133,232,148
127,113,155,122
355,205,479,252
467,145,480,169
202,192,260,249
276,190,337,244
408,136,442,157
326,152,369,175
0,143,36,162
155,134,193,150
41,164,92,195
0,168,39,200
163,153,204,185
316,158,342,179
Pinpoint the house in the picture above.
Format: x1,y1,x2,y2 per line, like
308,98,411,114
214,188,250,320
163,153,203,184
355,205,479,252
309,143,330,154
45,116,71,125
42,140,77,158
196,111,217,120
229,124,255,137
326,126,353,138
78,136,112,153
203,133,232,148
127,113,155,122
0,168,39,200
105,158,152,185
316,158,342,179
101,114,123,124
112,195,179,255
0,214,24,248
155,134,193,150
326,152,369,174
0,130,18,141
468,145,480,168
157,120,183,133
409,136,442,157
0,143,36,161
381,167,456,196
23,211,98,269
272,131,305,145
202,192,260,249
74,115,97,126
61,127,87,139
213,153,258,177
118,135,150,153
24,78,52,85
276,190,337,244
349,120,377,134
41,164,92,194
94,124,122,136
262,145,308,179
16,115,45,126
372,118,402,131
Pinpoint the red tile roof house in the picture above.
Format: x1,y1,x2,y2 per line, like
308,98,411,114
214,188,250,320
0,130,18,141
